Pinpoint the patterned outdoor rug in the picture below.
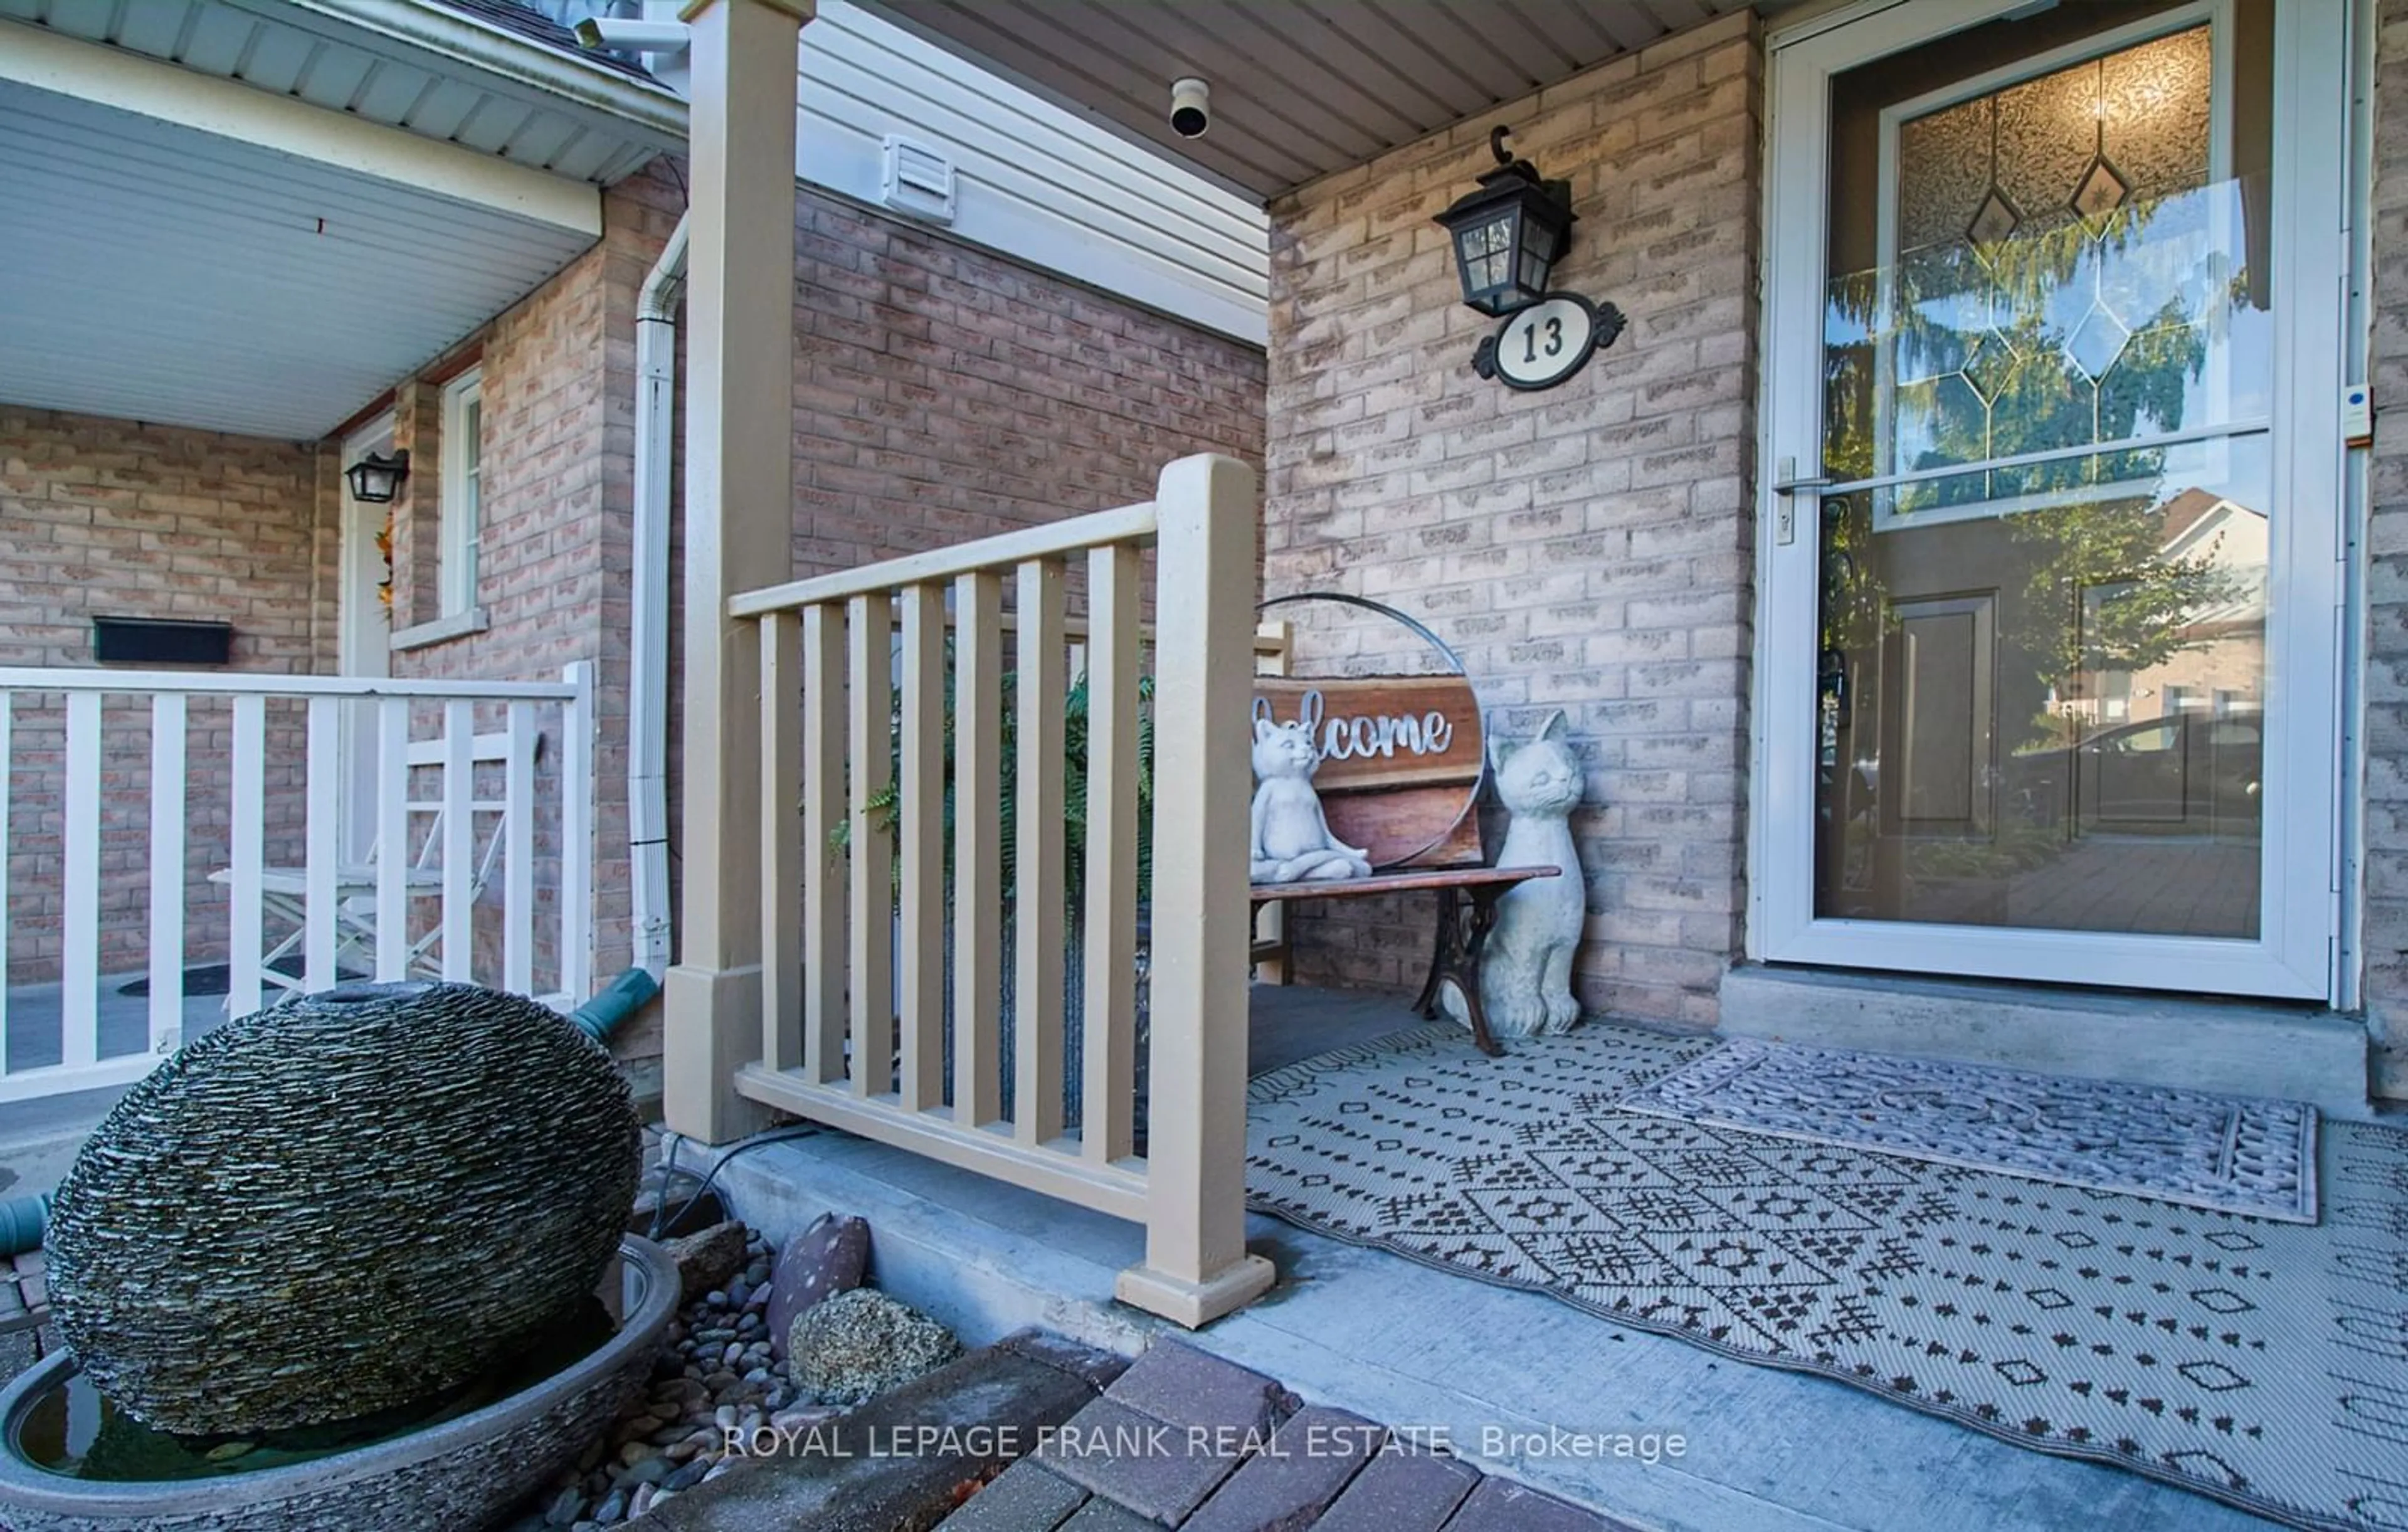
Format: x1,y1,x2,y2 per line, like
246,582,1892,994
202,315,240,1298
1614,1037,2318,1223
1245,1024,2408,1532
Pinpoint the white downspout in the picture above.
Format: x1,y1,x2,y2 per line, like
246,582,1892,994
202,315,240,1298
631,211,689,980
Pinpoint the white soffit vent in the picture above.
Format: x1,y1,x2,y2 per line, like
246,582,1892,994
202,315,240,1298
880,134,957,223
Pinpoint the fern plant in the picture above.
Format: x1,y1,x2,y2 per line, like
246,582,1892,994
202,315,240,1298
830,649,1156,912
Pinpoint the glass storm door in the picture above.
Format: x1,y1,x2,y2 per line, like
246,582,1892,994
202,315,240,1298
1756,0,2348,999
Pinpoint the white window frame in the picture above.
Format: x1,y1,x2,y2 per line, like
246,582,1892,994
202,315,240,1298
1749,0,2350,1001
438,368,483,620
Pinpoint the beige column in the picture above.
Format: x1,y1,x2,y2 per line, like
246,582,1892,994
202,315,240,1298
662,0,807,1143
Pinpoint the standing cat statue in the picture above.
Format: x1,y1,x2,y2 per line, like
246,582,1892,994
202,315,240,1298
1442,709,1587,1038
1250,696,1373,883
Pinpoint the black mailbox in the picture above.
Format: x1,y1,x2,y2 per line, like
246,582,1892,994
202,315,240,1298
91,616,235,667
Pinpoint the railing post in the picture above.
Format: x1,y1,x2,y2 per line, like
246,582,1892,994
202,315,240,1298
1114,452,1273,1327
660,0,807,1143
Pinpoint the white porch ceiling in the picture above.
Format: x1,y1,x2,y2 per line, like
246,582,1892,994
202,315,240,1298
0,72,598,439
860,0,1796,200
0,0,683,184
0,0,669,442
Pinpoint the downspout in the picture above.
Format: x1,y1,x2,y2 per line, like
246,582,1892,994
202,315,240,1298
630,212,689,981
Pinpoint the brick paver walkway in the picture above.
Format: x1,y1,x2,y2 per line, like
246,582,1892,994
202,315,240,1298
941,1341,1633,1532
0,1249,55,1383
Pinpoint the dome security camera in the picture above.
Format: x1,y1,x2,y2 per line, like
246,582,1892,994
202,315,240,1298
1170,77,1210,139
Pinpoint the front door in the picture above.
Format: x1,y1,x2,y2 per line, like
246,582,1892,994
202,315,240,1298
1755,0,2348,998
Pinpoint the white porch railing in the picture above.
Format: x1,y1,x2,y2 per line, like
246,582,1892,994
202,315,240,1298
723,454,1270,1327
0,664,593,1104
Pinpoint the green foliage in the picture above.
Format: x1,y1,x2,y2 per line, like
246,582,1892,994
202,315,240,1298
828,645,1156,911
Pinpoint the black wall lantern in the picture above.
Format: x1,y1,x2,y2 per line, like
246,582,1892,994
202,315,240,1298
344,450,411,505
1436,125,1624,392
1435,126,1576,317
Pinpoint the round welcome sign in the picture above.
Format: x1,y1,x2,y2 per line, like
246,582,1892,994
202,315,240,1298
1473,292,1625,392
1255,592,1486,871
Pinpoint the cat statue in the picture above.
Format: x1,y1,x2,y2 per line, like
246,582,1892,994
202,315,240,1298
1442,709,1587,1038
1249,698,1373,883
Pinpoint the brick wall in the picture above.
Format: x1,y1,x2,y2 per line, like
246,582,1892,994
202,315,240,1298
367,167,1265,1065
381,165,684,1006
0,409,332,981
1261,13,1761,1029
787,193,1265,578
0,160,1264,1054
2361,0,2408,1097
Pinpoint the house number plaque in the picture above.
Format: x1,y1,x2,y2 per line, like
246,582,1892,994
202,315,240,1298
1472,292,1624,391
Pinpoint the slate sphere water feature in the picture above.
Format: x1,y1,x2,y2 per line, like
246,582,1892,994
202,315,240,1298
0,1237,677,1532
45,981,642,1434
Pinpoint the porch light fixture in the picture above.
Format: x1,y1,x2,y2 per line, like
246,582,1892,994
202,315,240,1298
1435,126,1578,318
1437,127,1625,393
344,450,410,505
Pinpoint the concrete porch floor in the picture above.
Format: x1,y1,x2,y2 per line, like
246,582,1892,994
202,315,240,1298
699,984,2282,1532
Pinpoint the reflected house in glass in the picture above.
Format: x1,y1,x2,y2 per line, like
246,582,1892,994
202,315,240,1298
1811,8,2277,941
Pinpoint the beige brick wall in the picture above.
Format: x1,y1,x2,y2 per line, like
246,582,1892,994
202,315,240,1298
1262,13,1760,1029
2361,0,2408,1097
0,409,332,981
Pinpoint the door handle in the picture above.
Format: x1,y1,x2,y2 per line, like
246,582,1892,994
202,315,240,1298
1770,457,1829,545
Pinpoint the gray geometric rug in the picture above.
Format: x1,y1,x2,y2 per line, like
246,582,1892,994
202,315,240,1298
1245,1024,2408,1532
1616,1037,2318,1223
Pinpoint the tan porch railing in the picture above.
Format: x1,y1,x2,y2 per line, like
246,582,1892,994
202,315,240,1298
723,455,1270,1326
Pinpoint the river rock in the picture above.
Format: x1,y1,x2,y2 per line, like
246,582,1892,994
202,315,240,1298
664,1222,750,1306
764,1213,870,1359
44,981,640,1434
786,1289,960,1405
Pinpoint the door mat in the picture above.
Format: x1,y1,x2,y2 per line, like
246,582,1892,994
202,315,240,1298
1615,1037,2316,1223
1245,1024,2408,1532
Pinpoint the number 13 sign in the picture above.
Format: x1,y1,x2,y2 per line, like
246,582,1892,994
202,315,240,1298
1472,293,1625,392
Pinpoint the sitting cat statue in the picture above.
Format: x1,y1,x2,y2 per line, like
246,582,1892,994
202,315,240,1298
1250,699,1373,883
1442,709,1587,1038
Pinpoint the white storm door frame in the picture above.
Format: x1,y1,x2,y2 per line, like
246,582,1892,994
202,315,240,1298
1750,0,2350,1001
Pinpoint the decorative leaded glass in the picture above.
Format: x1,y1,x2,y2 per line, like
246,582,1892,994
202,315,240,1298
1871,23,2222,502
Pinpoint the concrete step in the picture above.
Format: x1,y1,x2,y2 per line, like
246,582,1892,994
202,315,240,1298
1716,963,2372,1117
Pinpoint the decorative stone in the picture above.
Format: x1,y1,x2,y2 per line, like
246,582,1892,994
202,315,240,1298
787,1290,961,1405
765,1213,870,1360
665,1222,750,1306
43,982,640,1435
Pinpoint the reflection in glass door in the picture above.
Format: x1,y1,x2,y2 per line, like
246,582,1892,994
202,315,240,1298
1758,0,2346,998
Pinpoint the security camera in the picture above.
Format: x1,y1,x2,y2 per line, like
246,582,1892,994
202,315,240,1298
1170,77,1210,139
